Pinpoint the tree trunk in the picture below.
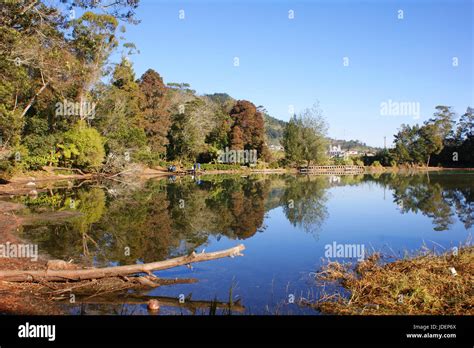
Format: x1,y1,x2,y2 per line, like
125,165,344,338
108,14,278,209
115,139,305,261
426,154,431,167
0,244,245,282
21,82,49,118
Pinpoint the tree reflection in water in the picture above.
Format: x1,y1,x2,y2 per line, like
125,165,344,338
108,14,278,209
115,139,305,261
18,173,474,265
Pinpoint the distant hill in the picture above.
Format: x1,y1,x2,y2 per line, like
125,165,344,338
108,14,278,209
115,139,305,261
204,93,378,152
264,114,286,146
205,93,234,107
328,139,381,153
205,93,286,147
263,116,380,153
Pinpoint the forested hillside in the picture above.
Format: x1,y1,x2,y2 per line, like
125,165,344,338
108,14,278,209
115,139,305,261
0,1,271,179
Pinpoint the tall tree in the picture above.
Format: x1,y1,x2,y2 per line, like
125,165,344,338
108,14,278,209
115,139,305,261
229,100,269,160
428,105,456,141
69,11,119,120
282,103,328,166
138,69,170,155
456,107,474,142
230,125,244,150
95,57,146,156
282,115,304,164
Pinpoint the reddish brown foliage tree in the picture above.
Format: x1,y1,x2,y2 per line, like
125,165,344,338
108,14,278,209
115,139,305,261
230,125,244,150
229,100,270,160
138,69,171,154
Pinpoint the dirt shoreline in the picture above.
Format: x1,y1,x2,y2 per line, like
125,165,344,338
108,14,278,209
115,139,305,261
2,165,472,188
0,201,64,314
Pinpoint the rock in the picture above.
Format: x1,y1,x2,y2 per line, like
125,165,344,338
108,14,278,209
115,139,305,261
147,299,160,311
47,260,79,270
25,182,36,187
28,190,38,197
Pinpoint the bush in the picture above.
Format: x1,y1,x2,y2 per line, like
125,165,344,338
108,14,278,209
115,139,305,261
0,145,28,178
371,160,383,168
62,123,105,171
268,161,280,169
0,158,14,180
106,126,148,156
254,161,268,170
333,157,353,165
133,149,166,167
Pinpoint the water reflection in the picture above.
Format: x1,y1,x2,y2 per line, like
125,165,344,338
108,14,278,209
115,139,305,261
280,176,329,236
17,173,474,266
366,173,474,231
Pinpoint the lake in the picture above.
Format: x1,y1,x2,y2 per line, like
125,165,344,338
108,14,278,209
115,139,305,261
15,172,474,315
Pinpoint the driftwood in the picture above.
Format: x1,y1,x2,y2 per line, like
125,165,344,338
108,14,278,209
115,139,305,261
42,166,87,176
0,244,245,282
44,276,199,300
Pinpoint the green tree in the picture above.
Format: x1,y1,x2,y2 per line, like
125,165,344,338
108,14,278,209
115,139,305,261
95,57,146,157
62,121,105,170
282,115,304,165
418,122,444,166
429,105,456,141
456,107,474,142
282,103,328,166
281,175,329,236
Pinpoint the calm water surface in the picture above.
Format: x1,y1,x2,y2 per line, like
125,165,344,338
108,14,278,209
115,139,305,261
14,172,474,314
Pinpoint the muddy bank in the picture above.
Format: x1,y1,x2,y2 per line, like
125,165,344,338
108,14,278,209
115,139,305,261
0,200,65,314
0,166,292,196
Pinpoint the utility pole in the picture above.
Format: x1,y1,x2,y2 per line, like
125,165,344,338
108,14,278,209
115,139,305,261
384,136,386,149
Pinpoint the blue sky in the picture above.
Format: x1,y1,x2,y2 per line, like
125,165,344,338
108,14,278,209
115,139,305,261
119,0,473,147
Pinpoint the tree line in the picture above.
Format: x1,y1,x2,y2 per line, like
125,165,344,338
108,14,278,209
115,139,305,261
0,0,272,178
2,1,472,179
370,106,474,168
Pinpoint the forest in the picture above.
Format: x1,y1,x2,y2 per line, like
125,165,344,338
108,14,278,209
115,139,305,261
1,0,473,183
372,106,474,168
0,0,275,179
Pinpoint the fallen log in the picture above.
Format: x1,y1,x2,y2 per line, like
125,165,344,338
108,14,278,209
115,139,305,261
0,244,245,282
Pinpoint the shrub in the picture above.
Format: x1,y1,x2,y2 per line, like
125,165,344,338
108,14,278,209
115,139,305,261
371,160,383,168
133,149,167,167
62,122,105,171
268,161,280,169
0,158,14,180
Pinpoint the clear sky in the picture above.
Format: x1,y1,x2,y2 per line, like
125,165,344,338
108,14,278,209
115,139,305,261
120,0,473,147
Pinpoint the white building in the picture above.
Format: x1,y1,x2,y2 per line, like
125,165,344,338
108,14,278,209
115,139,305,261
346,150,359,156
328,145,345,158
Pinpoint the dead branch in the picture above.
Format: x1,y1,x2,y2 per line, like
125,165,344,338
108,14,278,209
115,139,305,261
0,244,245,282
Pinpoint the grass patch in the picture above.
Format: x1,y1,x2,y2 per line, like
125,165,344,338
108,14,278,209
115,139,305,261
200,163,243,171
309,245,473,315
